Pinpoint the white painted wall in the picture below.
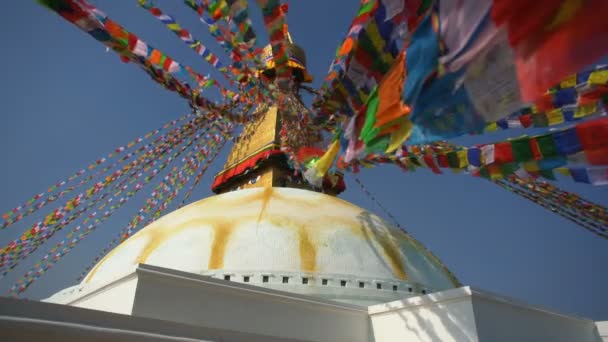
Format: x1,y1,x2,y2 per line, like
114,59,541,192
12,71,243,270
1,296,307,342
131,264,370,342
369,287,479,342
43,265,603,342
596,321,608,342
369,287,602,342
67,273,138,315
471,291,602,342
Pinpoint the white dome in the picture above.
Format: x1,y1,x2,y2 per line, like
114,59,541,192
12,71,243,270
82,187,458,305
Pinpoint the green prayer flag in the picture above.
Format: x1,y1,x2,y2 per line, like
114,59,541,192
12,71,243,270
409,156,422,167
540,169,556,181
536,134,558,158
365,135,389,154
479,167,490,179
358,0,376,15
511,137,532,162
499,162,518,176
532,113,548,127
446,151,459,168
360,87,380,144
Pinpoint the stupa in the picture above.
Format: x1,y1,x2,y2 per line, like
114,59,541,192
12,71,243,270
45,38,459,307
2,38,603,342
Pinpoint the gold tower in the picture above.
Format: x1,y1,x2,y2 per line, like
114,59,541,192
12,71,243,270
211,42,344,195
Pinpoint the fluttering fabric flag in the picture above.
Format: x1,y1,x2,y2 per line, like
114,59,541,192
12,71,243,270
38,0,255,121
256,0,291,87
313,0,409,121
395,1,608,144
494,0,608,102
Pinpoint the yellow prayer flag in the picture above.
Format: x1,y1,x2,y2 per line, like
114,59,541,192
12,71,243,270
485,122,498,132
385,119,413,153
546,109,564,126
555,167,571,176
523,160,540,172
588,70,608,85
314,139,341,176
531,105,539,113
560,74,577,88
457,150,468,168
574,103,597,118
167,23,181,31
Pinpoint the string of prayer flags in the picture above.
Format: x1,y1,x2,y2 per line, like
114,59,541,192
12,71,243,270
226,0,258,49
314,0,408,121
184,1,262,83
0,114,192,230
338,117,608,187
38,0,243,119
483,66,608,132
2,117,213,279
75,124,231,284
178,127,232,208
138,0,237,90
196,0,260,56
510,176,608,225
9,123,228,295
0,117,209,276
118,125,221,239
256,0,291,87
186,1,275,108
495,176,608,239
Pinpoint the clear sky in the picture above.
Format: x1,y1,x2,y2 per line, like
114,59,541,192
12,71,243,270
0,1,606,320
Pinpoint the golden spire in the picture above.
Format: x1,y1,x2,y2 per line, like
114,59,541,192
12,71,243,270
211,39,344,195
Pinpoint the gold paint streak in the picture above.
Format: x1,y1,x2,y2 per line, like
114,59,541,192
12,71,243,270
135,231,163,265
377,236,408,280
360,214,408,280
298,227,317,272
134,222,202,265
256,186,273,223
85,233,147,283
395,229,460,286
85,244,121,283
89,188,452,285
208,220,234,269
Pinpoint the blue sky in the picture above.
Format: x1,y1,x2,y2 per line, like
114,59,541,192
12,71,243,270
0,1,606,320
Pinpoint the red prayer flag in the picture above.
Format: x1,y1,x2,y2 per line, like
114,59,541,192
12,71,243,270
529,138,542,160
576,118,608,150
494,141,515,164
423,154,442,174
519,114,533,128
579,86,608,106
585,148,608,166
535,93,554,112
514,0,608,101
437,154,450,168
